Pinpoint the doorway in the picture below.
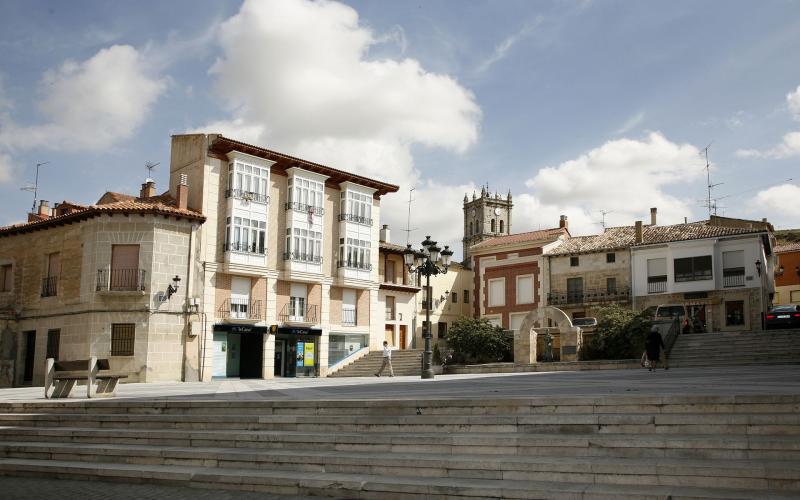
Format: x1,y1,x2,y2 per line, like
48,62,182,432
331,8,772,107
399,325,407,350
211,330,264,378
384,325,394,346
239,333,264,378
22,331,36,384
274,339,285,377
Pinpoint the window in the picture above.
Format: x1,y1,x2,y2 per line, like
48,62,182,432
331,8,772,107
499,220,504,233
606,253,616,263
437,322,448,339
289,283,307,321
42,252,60,297
343,289,357,325
491,219,496,232
469,222,473,235
286,228,322,263
338,238,371,270
647,258,667,293
516,275,534,304
384,258,396,283
0,264,11,292
288,176,324,211
451,291,458,303
725,301,745,326
227,217,266,254
463,290,469,304
384,295,395,321
228,161,269,203
509,313,526,332
791,290,800,303
46,329,60,360
607,277,617,293
340,191,373,225
110,245,141,291
570,256,579,267
488,278,505,307
722,250,745,287
111,324,135,356
674,255,713,282
566,277,583,304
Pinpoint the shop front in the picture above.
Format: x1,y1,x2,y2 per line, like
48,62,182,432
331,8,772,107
212,324,267,379
272,326,322,377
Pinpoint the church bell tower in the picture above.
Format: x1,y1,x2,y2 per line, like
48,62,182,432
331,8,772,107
462,185,513,267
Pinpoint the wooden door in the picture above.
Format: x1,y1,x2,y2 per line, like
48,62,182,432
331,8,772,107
399,325,407,350
384,325,394,346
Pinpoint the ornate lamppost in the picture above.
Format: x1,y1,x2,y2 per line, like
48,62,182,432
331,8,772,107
404,236,454,379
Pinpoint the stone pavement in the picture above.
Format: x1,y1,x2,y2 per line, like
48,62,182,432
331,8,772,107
0,476,314,499
1,364,799,402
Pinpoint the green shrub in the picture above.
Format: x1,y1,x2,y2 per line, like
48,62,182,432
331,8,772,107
447,317,513,364
580,304,651,360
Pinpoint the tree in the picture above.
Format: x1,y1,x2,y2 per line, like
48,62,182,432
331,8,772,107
580,304,651,360
447,317,513,364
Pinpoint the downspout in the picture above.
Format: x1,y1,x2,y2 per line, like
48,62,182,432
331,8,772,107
630,248,636,311
181,224,195,382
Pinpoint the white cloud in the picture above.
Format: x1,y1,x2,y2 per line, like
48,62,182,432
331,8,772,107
524,132,704,231
748,183,800,225
0,45,166,153
787,85,800,121
474,18,542,75
194,0,481,255
736,131,800,159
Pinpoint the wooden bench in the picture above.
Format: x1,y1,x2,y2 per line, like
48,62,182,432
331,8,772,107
44,357,127,399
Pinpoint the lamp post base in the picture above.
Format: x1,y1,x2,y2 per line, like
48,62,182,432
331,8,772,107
421,369,435,379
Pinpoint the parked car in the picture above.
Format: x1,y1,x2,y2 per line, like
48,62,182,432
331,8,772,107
572,317,598,330
655,304,704,333
766,305,800,330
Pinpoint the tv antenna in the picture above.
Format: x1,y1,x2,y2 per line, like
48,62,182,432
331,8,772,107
596,209,614,229
145,161,159,181
402,187,419,245
701,143,723,217
19,161,50,213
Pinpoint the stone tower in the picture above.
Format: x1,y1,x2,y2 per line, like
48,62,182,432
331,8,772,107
462,186,513,266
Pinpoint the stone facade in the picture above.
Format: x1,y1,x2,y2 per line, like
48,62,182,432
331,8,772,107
547,249,631,319
462,187,513,265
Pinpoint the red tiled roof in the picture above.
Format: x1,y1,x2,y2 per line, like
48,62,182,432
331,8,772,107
776,242,800,253
0,191,204,237
548,226,635,255
634,221,765,246
471,227,567,250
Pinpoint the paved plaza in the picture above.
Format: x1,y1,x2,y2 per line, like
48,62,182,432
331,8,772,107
1,365,799,402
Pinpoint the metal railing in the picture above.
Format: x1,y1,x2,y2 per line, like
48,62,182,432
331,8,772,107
225,188,269,204
342,308,356,326
723,269,745,288
41,276,58,297
647,277,667,294
385,310,395,321
279,303,318,324
224,242,266,255
547,287,630,306
337,259,372,271
338,213,372,226
96,269,146,292
662,318,681,356
284,251,322,264
217,298,263,321
284,201,325,216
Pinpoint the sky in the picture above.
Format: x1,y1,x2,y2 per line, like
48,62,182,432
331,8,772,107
0,0,798,260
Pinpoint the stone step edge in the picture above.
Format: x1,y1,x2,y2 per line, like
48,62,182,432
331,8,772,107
0,458,795,500
3,440,799,479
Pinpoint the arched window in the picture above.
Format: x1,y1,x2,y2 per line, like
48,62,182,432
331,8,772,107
500,220,504,233
469,221,473,235
491,219,496,232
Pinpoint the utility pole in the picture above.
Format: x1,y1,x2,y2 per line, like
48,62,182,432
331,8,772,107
20,161,50,213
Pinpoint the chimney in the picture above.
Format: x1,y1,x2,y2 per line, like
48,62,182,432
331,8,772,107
140,179,156,199
176,174,188,210
37,200,50,218
635,220,643,244
379,224,390,243
650,207,657,226
559,215,568,230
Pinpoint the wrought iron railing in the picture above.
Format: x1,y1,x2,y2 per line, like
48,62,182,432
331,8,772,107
225,188,269,204
96,269,146,292
224,242,266,255
279,303,318,324
647,277,667,294
217,298,263,321
338,213,372,226
723,268,745,288
284,251,322,264
385,310,395,321
342,308,356,326
548,287,630,306
41,276,58,297
663,318,681,356
284,201,325,215
337,259,372,271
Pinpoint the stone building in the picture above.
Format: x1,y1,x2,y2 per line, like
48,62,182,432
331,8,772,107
0,182,204,387
462,186,512,265
416,259,473,348
169,134,398,381
774,242,800,305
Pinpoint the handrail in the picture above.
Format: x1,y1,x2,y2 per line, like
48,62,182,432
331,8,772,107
662,318,681,356
284,201,325,215
547,287,630,306
96,269,146,292
225,188,269,204
217,298,263,321
278,303,318,324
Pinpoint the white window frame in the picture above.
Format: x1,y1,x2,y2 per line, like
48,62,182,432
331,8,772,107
340,190,373,225
488,278,505,307
227,216,266,254
509,312,528,332
288,176,324,212
339,238,371,270
286,227,322,263
516,274,534,305
342,289,357,326
228,160,270,203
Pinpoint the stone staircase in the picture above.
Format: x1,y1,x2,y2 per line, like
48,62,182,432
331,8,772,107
668,329,800,367
329,349,422,377
1,395,800,498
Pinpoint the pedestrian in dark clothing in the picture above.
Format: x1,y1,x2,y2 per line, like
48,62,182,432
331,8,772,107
645,326,667,371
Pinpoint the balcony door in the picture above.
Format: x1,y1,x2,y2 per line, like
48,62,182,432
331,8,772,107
231,277,251,320
289,283,308,322
342,289,356,326
566,277,583,304
111,245,139,291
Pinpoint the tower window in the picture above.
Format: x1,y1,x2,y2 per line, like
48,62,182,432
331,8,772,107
570,256,579,267
500,220,504,233
491,219,496,232
469,221,473,235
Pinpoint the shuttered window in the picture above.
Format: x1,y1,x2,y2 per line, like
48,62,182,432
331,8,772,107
111,324,135,356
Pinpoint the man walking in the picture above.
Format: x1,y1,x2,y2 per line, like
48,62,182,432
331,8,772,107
375,340,394,377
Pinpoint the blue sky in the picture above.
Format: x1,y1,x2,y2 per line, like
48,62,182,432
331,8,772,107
0,0,798,258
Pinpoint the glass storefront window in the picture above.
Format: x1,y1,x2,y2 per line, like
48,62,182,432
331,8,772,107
328,334,369,367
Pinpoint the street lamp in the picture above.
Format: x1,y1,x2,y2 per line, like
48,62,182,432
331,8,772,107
404,236,453,379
